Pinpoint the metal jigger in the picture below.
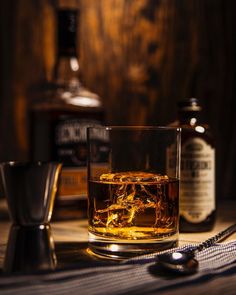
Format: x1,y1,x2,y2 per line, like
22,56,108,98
0,161,62,273
0,161,62,226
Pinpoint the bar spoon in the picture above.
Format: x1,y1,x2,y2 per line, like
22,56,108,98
156,223,236,275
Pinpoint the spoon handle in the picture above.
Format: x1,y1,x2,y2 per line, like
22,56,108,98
195,223,236,253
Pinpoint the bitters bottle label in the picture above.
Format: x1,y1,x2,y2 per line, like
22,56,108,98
180,138,215,223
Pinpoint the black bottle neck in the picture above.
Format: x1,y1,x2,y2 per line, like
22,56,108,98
54,9,81,84
57,9,79,57
178,110,202,125
177,98,203,125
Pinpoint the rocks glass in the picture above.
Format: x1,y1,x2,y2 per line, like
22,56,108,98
87,126,181,259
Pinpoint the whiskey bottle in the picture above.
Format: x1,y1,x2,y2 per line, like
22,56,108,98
30,8,105,219
170,98,215,232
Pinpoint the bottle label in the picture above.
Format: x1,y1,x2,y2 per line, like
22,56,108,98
55,118,107,201
58,167,87,201
55,118,103,166
58,164,109,201
180,138,215,223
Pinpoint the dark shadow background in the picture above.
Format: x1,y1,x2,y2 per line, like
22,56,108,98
0,0,236,200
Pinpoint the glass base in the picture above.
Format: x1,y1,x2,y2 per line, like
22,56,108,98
88,232,178,260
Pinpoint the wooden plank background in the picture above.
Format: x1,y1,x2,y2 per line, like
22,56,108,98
0,0,236,200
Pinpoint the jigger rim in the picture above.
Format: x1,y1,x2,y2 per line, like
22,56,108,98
0,161,62,167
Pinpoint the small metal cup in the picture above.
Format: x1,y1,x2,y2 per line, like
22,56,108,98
0,162,62,226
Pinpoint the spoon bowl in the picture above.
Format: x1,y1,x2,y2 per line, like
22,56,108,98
156,223,236,275
157,251,198,275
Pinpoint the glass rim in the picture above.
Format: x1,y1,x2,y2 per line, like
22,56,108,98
0,161,62,167
87,126,181,131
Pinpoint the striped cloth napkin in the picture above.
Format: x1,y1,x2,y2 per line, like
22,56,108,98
0,241,236,295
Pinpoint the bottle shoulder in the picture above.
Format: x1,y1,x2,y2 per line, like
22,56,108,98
169,120,214,145
30,81,104,113
169,119,212,133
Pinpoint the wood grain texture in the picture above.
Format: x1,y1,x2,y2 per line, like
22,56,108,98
0,0,236,199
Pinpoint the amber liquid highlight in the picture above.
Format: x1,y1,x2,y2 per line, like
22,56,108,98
88,172,179,242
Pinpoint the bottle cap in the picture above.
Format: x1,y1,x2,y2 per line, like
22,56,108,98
178,97,202,111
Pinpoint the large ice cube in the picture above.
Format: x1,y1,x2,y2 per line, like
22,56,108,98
100,171,168,183
95,172,172,229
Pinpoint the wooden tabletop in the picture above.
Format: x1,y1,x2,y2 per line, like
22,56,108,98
0,200,235,267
